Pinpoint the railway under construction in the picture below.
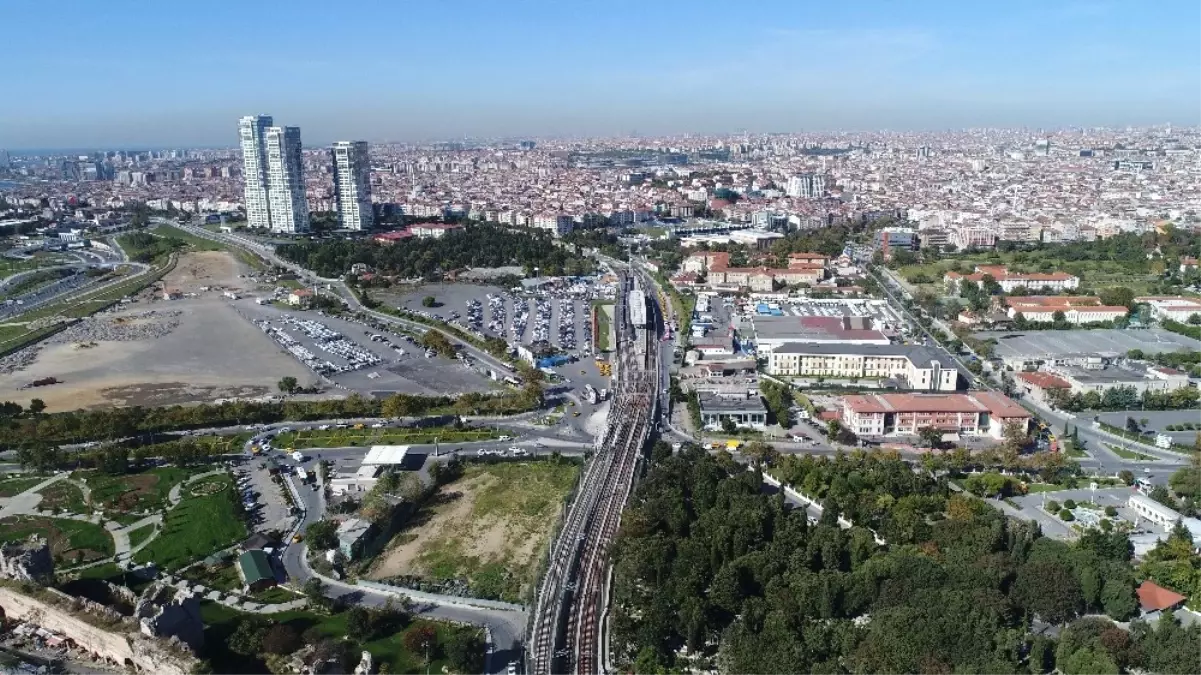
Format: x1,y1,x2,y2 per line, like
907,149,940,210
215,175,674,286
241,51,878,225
528,269,661,675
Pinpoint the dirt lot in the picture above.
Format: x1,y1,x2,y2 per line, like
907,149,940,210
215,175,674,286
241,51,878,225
367,460,579,602
163,250,261,294
0,252,315,411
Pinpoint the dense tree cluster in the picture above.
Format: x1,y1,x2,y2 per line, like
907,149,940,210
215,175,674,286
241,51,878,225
276,223,593,279
116,231,183,263
609,449,1194,674
758,380,794,429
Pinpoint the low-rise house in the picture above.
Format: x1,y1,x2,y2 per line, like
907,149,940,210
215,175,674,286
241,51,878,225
698,392,768,430
237,549,276,592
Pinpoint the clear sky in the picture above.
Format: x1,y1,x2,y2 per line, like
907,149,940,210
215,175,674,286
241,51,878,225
2,0,1198,149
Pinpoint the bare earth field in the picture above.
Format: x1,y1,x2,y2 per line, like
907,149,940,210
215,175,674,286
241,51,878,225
367,461,580,602
0,252,314,411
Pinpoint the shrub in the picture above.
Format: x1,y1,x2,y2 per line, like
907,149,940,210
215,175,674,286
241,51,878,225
1059,509,1075,522
1063,499,1077,509
1046,500,1061,512
1104,505,1117,517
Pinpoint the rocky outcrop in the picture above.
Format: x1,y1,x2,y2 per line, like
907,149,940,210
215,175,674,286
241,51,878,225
353,650,374,675
134,582,204,651
0,536,54,585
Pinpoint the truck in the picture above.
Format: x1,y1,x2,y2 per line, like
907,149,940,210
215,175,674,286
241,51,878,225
584,384,599,405
295,466,309,482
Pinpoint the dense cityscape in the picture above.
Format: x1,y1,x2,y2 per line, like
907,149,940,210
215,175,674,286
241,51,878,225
1,1,1200,674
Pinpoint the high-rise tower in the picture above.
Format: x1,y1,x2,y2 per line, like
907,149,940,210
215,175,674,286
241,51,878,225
238,115,273,229
265,126,309,233
331,141,373,231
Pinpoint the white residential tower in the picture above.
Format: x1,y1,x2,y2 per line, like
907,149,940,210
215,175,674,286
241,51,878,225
238,115,273,229
265,126,309,233
331,141,373,231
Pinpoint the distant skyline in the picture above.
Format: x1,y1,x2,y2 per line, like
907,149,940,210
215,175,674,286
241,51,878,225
1,0,1198,150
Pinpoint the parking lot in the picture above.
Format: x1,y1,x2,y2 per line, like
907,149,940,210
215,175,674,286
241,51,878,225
235,301,498,396
977,328,1201,360
233,460,294,535
385,280,609,358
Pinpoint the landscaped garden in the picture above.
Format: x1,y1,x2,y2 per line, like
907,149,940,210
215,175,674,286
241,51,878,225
133,473,246,570
77,466,205,515
271,426,500,450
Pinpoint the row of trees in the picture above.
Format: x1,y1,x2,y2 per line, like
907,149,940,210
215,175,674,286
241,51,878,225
1045,385,1201,412
1,381,547,450
610,447,1199,674
758,380,793,429
276,223,594,279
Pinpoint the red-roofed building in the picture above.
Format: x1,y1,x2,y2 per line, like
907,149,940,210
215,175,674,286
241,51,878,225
1136,580,1187,616
669,271,700,290
373,230,413,245
945,265,1079,293
1014,371,1071,404
788,253,828,268
840,391,1030,439
1180,256,1199,274
1004,296,1128,324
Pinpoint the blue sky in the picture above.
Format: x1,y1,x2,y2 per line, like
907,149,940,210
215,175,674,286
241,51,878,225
1,0,1197,149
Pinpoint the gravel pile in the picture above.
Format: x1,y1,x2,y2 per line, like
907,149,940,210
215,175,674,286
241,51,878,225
50,309,183,344
0,310,184,376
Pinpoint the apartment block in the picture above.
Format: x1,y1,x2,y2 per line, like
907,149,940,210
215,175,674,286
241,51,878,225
840,392,1030,439
767,343,961,391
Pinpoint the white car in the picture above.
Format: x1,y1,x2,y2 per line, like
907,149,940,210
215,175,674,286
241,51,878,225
370,423,384,428
508,446,522,454
497,435,511,441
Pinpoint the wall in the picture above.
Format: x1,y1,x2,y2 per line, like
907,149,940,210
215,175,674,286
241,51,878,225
0,587,198,675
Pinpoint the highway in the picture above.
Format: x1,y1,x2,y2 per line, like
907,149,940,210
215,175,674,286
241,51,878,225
528,269,660,675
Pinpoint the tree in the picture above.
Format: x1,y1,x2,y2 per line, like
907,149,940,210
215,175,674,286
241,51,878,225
277,376,298,394
421,295,437,308
228,617,267,656
826,419,843,442
1118,469,1135,486
917,426,943,449
1014,559,1084,625
1002,421,1029,454
306,519,338,551
261,624,301,655
27,398,45,415
403,623,439,667
303,578,327,605
1126,416,1141,434
346,606,373,639
742,441,778,468
721,416,737,434
445,629,485,674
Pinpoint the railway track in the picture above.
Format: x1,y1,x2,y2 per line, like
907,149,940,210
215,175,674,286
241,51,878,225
529,269,661,674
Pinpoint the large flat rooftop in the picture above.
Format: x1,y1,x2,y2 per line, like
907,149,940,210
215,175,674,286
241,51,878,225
976,328,1201,359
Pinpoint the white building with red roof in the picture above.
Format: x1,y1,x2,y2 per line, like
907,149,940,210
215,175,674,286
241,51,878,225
944,264,1079,293
840,391,1030,439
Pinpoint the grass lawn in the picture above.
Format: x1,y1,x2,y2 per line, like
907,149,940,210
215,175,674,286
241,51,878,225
0,476,46,497
593,301,613,352
200,602,471,675
249,586,300,604
273,426,499,450
34,481,90,514
0,515,114,566
78,466,204,515
133,474,247,570
127,523,157,549
181,560,243,593
370,459,580,603
1105,444,1157,461
150,223,227,252
1025,483,1068,494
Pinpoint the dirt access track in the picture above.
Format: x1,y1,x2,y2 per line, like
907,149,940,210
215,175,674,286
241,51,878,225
0,251,316,411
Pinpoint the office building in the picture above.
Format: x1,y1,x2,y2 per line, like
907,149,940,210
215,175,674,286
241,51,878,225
331,141,373,231
0,150,10,170
767,343,961,391
239,115,274,229
265,126,308,233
